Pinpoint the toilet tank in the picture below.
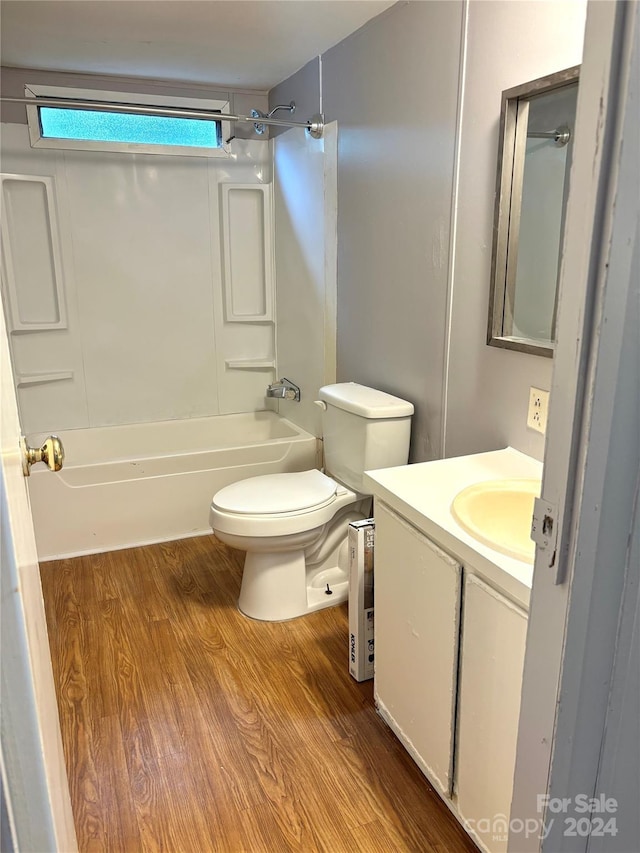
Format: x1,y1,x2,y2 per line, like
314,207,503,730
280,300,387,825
319,383,414,493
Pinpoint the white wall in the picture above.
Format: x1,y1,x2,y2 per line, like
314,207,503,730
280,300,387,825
1,124,275,434
272,123,337,437
445,0,587,461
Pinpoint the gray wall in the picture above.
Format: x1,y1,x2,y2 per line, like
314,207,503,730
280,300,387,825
323,1,464,462
269,57,320,140
271,2,464,462
1,773,15,853
270,0,586,464
445,0,586,461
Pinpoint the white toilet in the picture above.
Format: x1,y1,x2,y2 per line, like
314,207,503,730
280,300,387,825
210,382,414,621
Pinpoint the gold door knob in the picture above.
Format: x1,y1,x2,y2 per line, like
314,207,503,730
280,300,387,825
21,435,65,477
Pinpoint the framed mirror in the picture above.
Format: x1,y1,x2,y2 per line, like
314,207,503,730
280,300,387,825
487,66,579,357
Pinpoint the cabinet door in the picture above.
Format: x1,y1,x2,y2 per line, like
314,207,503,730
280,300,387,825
456,574,528,853
374,501,462,796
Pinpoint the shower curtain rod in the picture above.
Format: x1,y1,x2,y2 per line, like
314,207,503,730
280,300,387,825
527,125,571,146
0,95,325,138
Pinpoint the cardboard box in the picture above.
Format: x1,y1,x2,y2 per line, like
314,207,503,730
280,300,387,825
348,518,375,682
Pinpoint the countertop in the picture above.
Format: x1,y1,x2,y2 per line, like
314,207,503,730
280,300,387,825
363,447,543,610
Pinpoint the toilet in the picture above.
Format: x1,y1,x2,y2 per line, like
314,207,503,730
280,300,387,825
210,382,414,621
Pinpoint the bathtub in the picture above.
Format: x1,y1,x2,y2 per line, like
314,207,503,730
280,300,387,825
27,411,318,561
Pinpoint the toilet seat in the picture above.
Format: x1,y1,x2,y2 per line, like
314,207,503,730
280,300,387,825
213,469,339,515
210,469,356,538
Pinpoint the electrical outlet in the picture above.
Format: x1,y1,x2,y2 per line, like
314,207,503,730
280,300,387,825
527,387,549,434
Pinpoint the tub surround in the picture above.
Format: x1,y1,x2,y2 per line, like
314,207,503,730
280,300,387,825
28,411,316,561
0,122,276,435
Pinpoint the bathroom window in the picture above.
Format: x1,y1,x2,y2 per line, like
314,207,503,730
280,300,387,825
26,85,230,158
39,108,222,149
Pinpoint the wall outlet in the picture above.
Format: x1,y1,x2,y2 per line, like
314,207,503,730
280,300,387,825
527,387,549,434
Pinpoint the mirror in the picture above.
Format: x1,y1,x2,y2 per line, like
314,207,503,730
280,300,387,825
488,66,579,357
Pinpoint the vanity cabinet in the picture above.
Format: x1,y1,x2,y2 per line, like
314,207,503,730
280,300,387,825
455,574,528,853
370,485,530,853
374,501,462,797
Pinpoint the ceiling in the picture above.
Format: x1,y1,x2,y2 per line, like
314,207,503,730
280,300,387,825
0,0,396,90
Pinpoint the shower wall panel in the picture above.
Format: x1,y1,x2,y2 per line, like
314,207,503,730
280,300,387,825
1,174,67,330
0,124,275,433
272,124,337,438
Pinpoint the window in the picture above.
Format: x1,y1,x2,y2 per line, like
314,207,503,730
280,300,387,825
26,85,230,157
39,108,221,149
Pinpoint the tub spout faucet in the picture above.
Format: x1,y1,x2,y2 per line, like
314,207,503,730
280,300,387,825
266,378,300,402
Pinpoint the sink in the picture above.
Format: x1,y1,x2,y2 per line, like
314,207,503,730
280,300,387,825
451,478,541,563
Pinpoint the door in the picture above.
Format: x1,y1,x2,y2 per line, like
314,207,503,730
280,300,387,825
0,304,77,850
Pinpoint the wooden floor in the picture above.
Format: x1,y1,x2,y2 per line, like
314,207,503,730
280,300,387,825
40,535,477,853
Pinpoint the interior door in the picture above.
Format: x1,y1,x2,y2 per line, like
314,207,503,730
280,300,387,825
0,304,77,850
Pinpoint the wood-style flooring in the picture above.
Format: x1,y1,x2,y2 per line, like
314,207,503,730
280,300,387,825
40,534,477,853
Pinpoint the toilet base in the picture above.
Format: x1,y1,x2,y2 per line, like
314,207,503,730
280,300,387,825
237,512,361,621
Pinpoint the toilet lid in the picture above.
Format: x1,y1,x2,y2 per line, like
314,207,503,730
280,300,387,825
213,469,338,515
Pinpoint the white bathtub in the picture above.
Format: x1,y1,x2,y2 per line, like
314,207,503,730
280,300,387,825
27,411,318,561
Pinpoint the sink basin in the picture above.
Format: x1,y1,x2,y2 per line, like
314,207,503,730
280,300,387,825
451,478,541,563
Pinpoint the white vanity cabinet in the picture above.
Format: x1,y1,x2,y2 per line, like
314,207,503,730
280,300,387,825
455,574,528,853
374,501,462,797
364,449,540,853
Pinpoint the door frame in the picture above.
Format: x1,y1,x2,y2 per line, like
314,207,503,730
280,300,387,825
510,1,639,849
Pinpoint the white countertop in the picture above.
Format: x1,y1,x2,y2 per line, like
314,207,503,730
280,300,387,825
363,447,543,610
